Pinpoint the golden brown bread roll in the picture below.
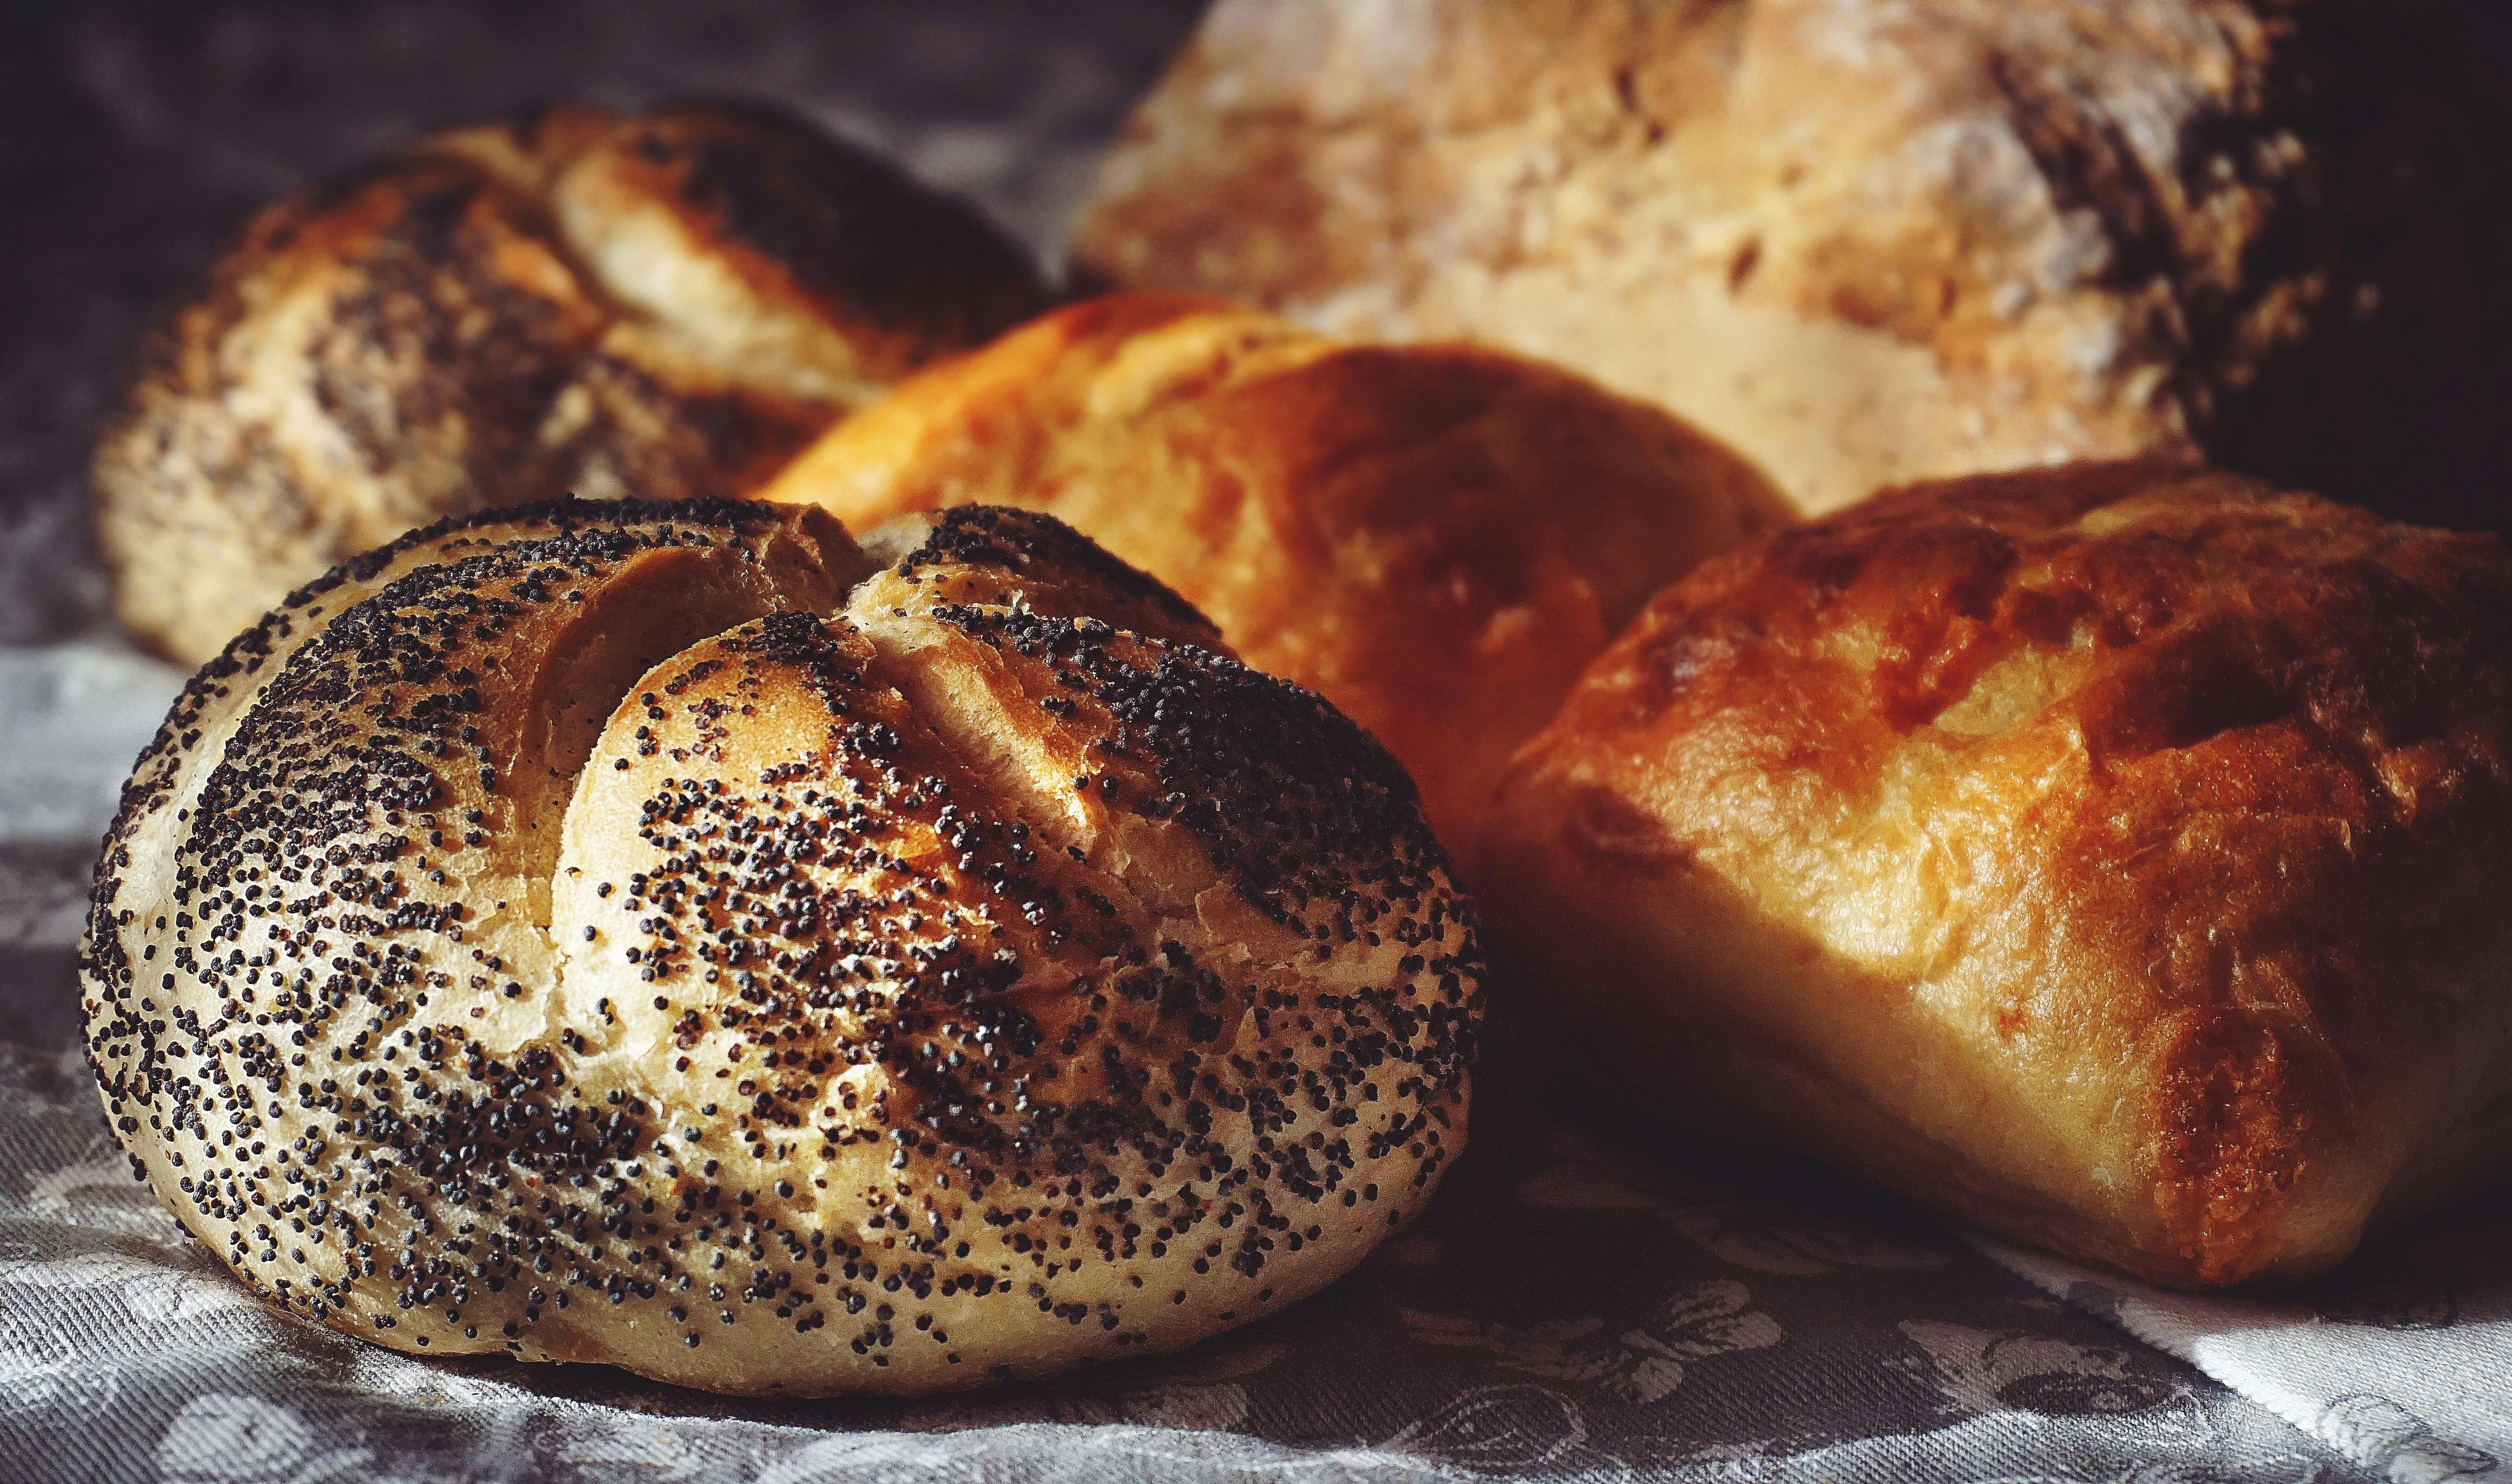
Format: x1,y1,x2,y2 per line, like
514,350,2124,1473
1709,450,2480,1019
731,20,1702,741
1075,0,2512,527
96,100,1050,665
758,292,1786,849
1480,459,2512,1288
82,497,1478,1395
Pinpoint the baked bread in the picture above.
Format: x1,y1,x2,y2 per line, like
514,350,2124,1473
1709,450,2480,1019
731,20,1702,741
1075,0,2512,526
758,293,1785,848
1480,459,2512,1288
96,100,1050,665
81,497,1478,1394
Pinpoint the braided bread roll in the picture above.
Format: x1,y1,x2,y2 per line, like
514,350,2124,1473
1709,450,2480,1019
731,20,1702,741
82,498,1478,1394
95,101,1049,666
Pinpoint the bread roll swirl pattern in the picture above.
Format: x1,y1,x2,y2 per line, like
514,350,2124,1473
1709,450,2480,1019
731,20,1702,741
83,499,1477,1394
94,101,1050,666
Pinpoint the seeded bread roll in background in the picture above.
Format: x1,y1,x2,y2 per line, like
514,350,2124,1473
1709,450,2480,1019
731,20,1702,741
82,498,1478,1395
1481,459,2512,1288
760,293,1786,849
95,100,1050,666
1075,0,2512,527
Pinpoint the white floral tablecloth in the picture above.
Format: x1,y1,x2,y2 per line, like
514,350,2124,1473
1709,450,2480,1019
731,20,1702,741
5,3,2511,1481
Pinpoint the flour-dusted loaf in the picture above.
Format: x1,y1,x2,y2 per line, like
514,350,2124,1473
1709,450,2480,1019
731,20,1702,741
1482,460,2512,1288
96,101,1049,665
1076,0,2512,527
82,498,1478,1393
759,293,1785,848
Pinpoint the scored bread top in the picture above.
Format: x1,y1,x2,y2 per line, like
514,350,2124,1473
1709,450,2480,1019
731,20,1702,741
95,101,1050,666
84,499,1477,1394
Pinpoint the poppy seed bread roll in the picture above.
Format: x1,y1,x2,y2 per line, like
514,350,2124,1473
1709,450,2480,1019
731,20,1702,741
82,498,1478,1394
96,100,1050,666
760,292,1787,850
1482,461,2512,1288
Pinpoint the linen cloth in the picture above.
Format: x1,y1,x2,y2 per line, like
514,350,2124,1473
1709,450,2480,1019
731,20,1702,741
5,3,2511,1480
1981,1220,2512,1483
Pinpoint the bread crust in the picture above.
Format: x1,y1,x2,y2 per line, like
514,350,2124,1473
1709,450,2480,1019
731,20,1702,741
760,293,1785,849
82,498,1478,1393
1075,0,2512,528
94,101,1048,666
1482,460,2512,1287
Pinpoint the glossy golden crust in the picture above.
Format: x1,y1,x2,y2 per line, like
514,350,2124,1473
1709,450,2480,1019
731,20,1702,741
94,101,1048,666
760,293,1785,850
1482,461,2512,1287
82,499,1478,1394
1075,0,2512,527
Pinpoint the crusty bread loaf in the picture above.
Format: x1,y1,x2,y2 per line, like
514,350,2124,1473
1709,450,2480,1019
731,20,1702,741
1075,0,2512,528
1481,459,2512,1288
759,293,1786,849
82,498,1478,1394
95,101,1049,665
